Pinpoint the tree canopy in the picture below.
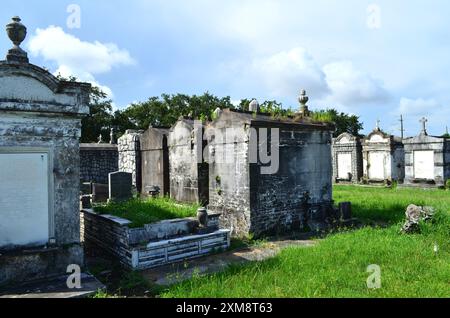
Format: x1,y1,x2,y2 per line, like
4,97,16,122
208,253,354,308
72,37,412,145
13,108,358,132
75,81,364,142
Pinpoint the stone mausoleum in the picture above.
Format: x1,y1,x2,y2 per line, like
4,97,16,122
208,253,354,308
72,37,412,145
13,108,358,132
169,118,209,205
140,126,170,196
362,123,405,184
403,118,450,188
207,92,335,238
0,17,90,286
332,132,363,183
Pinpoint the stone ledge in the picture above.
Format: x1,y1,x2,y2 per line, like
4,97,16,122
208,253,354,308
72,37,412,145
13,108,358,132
80,143,118,151
81,209,132,227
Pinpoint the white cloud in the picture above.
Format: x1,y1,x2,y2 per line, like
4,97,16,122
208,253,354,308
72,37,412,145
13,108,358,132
323,61,388,106
27,26,135,98
397,97,440,116
251,47,329,98
225,47,387,109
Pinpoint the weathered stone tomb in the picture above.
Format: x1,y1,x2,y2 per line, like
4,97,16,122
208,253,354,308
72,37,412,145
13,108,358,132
332,133,363,183
206,93,335,238
362,125,405,183
403,118,450,188
118,130,143,192
140,127,170,197
0,17,90,286
169,118,209,205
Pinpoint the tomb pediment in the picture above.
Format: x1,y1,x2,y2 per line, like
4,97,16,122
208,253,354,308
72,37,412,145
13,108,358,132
0,62,90,115
403,133,446,144
364,130,392,144
369,134,387,143
335,133,358,144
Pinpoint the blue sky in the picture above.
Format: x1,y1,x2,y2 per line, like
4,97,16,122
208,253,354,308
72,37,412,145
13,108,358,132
2,0,450,136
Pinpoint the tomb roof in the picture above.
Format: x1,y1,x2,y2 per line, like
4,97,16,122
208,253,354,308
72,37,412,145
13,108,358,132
210,108,335,131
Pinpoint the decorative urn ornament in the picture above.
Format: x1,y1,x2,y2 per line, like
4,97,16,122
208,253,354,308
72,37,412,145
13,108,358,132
298,89,310,116
5,16,28,63
197,207,209,228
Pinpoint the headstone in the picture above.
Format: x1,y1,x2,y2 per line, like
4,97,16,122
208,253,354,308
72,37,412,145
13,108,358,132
108,172,133,202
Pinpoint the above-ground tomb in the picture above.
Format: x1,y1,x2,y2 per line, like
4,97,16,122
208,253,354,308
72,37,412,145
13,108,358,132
332,132,363,183
403,118,450,188
206,92,335,238
362,124,405,184
0,17,90,286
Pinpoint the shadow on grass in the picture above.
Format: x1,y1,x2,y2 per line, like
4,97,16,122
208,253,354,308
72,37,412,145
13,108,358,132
351,202,406,226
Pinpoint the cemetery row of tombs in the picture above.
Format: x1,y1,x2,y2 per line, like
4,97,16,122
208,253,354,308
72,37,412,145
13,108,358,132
0,35,344,283
77,110,450,271
0,16,449,287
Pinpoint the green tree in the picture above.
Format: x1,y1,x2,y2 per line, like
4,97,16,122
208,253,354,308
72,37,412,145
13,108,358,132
122,93,235,130
56,74,115,143
311,109,363,137
81,85,115,143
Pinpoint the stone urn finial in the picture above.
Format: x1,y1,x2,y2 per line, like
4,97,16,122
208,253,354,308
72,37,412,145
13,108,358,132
6,16,29,63
298,89,310,116
110,128,116,144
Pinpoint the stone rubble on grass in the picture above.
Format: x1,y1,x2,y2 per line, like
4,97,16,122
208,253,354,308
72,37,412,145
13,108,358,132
401,204,434,234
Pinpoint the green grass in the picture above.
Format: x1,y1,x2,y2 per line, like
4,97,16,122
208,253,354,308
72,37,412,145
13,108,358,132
161,186,450,298
334,185,450,224
94,197,199,228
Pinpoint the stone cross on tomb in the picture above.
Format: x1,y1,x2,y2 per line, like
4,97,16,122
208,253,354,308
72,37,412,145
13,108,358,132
375,119,381,131
420,117,428,135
